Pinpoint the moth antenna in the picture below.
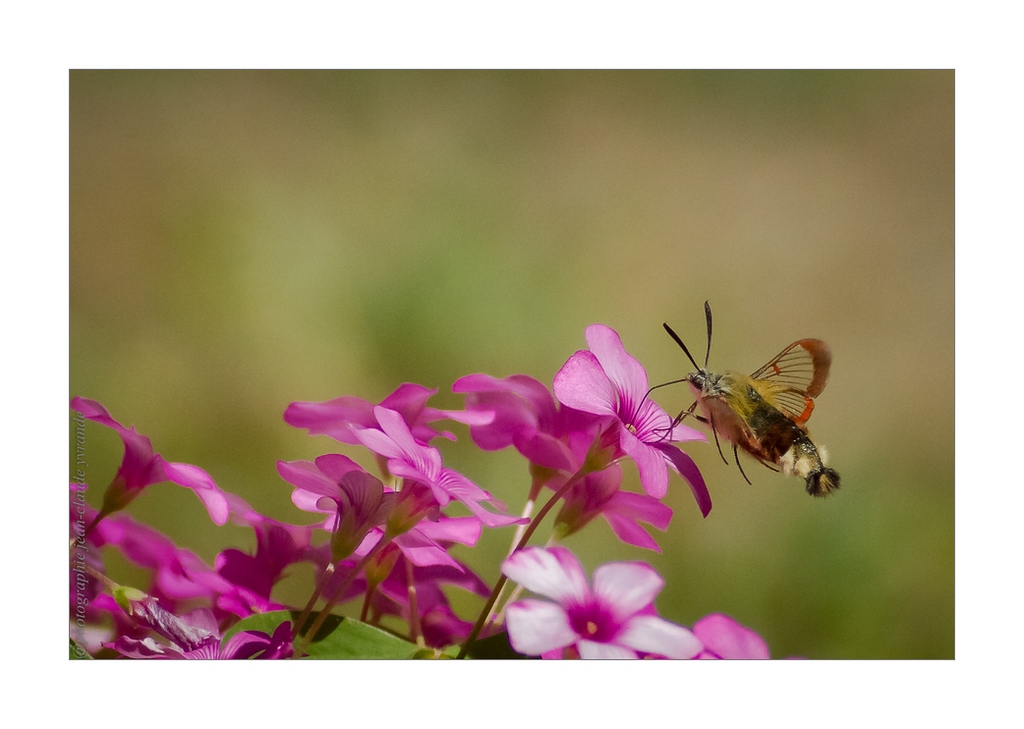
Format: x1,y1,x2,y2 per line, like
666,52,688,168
703,300,713,369
733,444,752,485
663,322,702,371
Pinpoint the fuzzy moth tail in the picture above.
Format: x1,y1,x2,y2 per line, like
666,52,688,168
806,467,841,497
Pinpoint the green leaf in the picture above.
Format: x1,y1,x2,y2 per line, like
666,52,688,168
462,630,533,659
221,610,295,646
222,610,419,659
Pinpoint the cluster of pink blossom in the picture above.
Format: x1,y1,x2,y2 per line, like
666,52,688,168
69,325,772,659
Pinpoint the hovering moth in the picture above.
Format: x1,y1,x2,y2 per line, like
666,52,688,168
663,303,840,497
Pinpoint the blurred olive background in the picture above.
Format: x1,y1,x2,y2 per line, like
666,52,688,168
70,70,953,659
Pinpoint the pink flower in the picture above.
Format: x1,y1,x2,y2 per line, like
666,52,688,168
554,465,673,552
87,506,284,619
351,406,525,528
501,546,702,659
277,455,482,571
107,598,293,659
692,613,771,659
284,382,493,446
552,325,711,515
453,372,611,477
457,373,673,551
70,397,230,525
274,455,393,561
215,493,321,611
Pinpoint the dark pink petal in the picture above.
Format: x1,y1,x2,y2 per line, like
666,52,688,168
591,561,663,620
602,490,672,552
617,615,703,659
603,515,661,551
501,546,590,605
607,490,672,530
283,396,376,444
276,459,338,499
553,350,618,416
107,636,182,659
379,382,438,415
71,397,164,489
314,453,365,481
505,599,577,656
693,613,770,659
390,533,462,569
453,373,558,443
160,460,230,525
655,443,712,518
416,516,482,547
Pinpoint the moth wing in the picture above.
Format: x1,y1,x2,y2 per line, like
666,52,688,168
750,339,831,426
761,383,816,426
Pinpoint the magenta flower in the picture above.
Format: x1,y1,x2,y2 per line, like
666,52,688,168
277,455,479,571
554,465,673,552
274,455,393,561
453,372,609,478
87,506,281,619
70,397,230,526
107,597,293,659
552,325,711,515
501,546,702,659
215,493,321,612
692,613,771,659
284,382,493,446
351,405,525,528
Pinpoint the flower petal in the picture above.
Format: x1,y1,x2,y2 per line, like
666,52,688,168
553,350,618,416
505,599,577,656
160,460,230,526
501,546,590,605
692,613,770,659
584,325,650,416
620,427,669,498
578,640,637,659
655,443,712,518
591,561,663,619
617,615,703,658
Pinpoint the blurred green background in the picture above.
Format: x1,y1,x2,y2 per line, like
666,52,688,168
70,70,953,659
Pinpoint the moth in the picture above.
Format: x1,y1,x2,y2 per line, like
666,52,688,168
663,303,840,497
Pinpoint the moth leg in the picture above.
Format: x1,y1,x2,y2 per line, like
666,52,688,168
672,401,700,427
758,460,780,473
733,444,752,485
708,412,730,465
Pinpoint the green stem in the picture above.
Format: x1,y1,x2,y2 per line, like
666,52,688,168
294,537,392,657
456,467,588,658
293,562,335,639
406,558,424,647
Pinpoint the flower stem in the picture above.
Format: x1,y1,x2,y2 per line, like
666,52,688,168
406,558,424,647
456,467,587,658
295,537,392,657
293,562,335,639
